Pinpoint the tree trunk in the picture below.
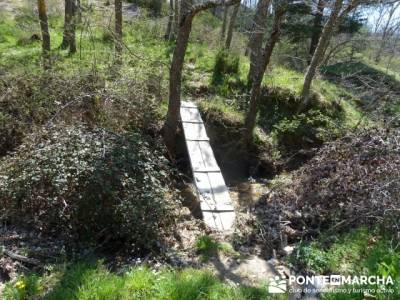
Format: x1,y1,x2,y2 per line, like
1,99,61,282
76,0,81,23
37,0,51,70
247,0,270,86
165,0,174,40
221,7,228,41
173,0,180,37
164,1,194,152
61,0,77,54
225,1,240,49
300,0,343,108
60,0,71,49
308,0,325,64
69,0,77,54
115,0,123,62
164,0,240,152
243,9,285,146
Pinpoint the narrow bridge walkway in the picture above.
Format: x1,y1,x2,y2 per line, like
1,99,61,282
180,101,235,231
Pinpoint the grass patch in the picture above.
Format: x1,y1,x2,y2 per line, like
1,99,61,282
3,262,268,300
196,235,240,262
290,227,400,299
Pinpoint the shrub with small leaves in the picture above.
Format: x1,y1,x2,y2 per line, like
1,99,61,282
0,125,179,251
271,109,341,151
212,49,240,86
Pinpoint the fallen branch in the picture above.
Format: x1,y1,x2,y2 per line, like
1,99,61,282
3,249,40,266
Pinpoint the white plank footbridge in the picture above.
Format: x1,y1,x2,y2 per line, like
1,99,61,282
180,101,235,231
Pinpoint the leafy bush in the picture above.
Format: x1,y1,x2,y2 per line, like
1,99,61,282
0,125,179,251
0,72,160,156
257,87,343,152
0,75,55,156
211,49,240,86
0,73,107,156
271,109,341,151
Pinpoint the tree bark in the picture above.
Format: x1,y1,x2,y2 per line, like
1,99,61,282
173,0,180,37
165,0,174,40
247,0,270,86
164,0,240,152
221,7,229,41
37,0,51,70
300,0,343,108
61,0,77,54
225,1,240,49
308,0,325,64
60,0,71,49
243,8,285,146
76,0,81,23
164,15,194,152
69,0,77,54
115,0,123,62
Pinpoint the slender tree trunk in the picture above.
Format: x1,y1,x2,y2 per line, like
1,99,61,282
61,0,71,49
247,0,270,86
115,0,123,62
243,9,285,146
165,0,174,40
69,0,77,54
164,0,240,152
308,0,325,64
76,0,81,23
300,0,343,108
61,0,77,54
221,7,228,41
225,1,240,49
37,0,51,70
164,0,194,152
173,0,179,37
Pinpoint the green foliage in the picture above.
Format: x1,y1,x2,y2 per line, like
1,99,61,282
0,74,56,156
211,49,240,86
3,262,269,300
196,235,239,262
196,235,220,256
290,227,400,299
271,109,341,151
0,125,178,251
256,87,343,151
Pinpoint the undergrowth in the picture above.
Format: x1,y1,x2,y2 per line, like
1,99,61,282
0,125,179,252
290,227,400,299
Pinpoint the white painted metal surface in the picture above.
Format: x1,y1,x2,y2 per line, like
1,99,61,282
180,101,235,231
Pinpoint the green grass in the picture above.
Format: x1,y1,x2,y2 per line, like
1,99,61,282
290,227,400,299
0,9,170,75
264,66,362,127
196,235,240,262
3,262,269,300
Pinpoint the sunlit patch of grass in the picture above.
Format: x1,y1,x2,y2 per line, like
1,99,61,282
3,262,269,300
290,227,400,299
264,66,304,93
196,235,240,262
199,95,245,123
